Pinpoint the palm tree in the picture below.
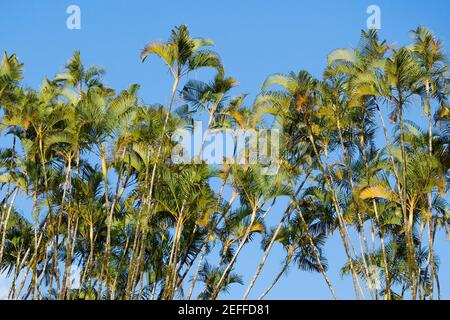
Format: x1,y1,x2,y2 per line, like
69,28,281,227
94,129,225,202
129,25,222,299
410,26,448,299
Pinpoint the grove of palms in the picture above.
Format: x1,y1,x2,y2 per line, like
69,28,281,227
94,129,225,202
0,25,449,300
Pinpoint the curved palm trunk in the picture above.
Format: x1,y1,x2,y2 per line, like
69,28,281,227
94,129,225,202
211,205,259,300
243,204,292,300
375,103,414,299
258,254,292,300
372,199,391,299
162,209,185,300
111,232,131,299
306,127,363,299
293,204,337,299
100,148,128,299
0,187,18,267
162,99,224,299
37,136,61,299
187,244,207,300
79,222,96,295
336,118,377,299
8,248,30,299
425,80,435,300
175,226,202,291
98,144,111,298
358,126,392,299
398,104,418,299
59,158,74,299
186,183,235,300
243,173,312,300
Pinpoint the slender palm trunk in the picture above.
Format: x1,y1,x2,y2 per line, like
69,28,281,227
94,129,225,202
211,205,260,300
187,182,235,300
125,151,151,298
243,173,311,300
101,148,128,299
243,204,293,300
59,158,73,299
8,248,30,299
372,199,391,298
0,188,18,267
258,253,293,300
111,232,131,299
187,244,207,300
425,80,435,300
293,201,337,299
336,118,377,299
375,103,412,300
359,129,392,299
306,126,363,299
38,136,60,299
98,144,112,298
398,102,418,299
163,206,185,300
79,222,95,294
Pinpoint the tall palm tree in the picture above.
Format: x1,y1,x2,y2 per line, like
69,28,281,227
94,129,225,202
129,26,222,298
410,26,448,299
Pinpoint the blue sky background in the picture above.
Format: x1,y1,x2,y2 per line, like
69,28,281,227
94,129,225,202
1,0,449,299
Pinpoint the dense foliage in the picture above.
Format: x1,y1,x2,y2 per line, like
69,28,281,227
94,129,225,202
0,25,449,300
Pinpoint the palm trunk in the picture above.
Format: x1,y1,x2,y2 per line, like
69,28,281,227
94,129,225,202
175,225,201,291
38,136,59,299
375,105,404,194
59,158,73,299
186,182,234,300
8,248,30,299
162,208,185,300
243,173,311,300
398,103,418,299
0,187,18,267
111,232,131,299
243,203,293,300
372,199,391,298
98,144,111,298
258,253,293,300
79,222,95,295
125,151,151,298
336,118,377,299
376,103,413,300
425,79,435,300
151,266,160,300
187,244,207,300
359,127,392,299
293,200,337,299
211,205,260,300
163,98,222,297
306,126,363,299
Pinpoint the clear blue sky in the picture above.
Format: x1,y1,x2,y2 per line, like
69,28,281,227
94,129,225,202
1,0,449,299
